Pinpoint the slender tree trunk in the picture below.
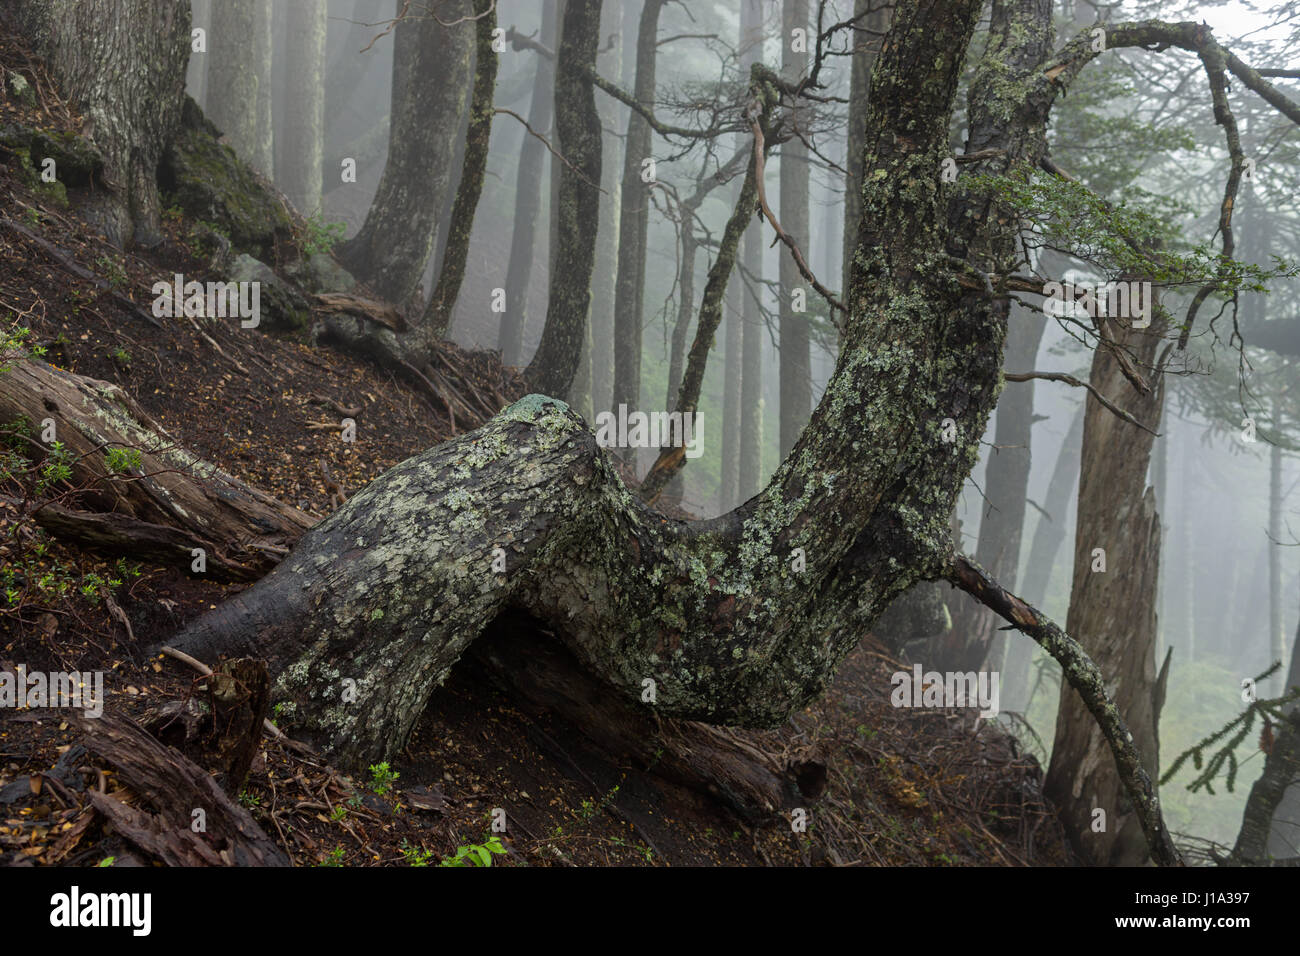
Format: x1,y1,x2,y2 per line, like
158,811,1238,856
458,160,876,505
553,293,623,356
498,0,559,366
1044,307,1167,867
1003,399,1084,711
338,0,474,306
207,0,260,165
737,0,765,502
609,0,666,458
935,306,1045,672
1269,395,1285,695
1265,608,1300,858
721,276,743,511
14,0,191,247
280,0,326,213
423,0,498,340
187,0,210,109
587,0,622,418
778,0,811,459
524,0,604,398
250,0,274,175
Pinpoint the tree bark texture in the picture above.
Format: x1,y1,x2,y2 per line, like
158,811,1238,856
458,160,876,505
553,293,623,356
281,0,325,214
338,0,474,305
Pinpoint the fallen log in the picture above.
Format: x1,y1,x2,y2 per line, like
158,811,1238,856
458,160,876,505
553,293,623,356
0,358,314,578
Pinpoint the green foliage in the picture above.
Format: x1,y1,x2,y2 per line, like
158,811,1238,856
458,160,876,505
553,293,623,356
368,761,399,795
438,836,506,867
34,441,72,496
94,256,127,289
104,446,142,474
301,212,346,257
399,839,435,866
318,845,346,867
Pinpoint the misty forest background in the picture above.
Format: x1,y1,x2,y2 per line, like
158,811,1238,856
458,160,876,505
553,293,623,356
183,0,1298,850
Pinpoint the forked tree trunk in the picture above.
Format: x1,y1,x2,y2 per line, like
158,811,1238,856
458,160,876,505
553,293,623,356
14,0,191,247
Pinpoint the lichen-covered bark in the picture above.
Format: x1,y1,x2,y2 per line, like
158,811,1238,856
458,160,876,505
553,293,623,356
423,0,498,340
173,0,995,769
14,0,190,246
609,0,665,454
525,0,604,397
338,0,474,305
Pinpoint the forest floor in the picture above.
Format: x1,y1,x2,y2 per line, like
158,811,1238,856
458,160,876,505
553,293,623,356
0,36,1073,867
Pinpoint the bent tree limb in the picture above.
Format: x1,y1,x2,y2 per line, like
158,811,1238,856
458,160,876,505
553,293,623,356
166,0,1181,865
945,555,1181,867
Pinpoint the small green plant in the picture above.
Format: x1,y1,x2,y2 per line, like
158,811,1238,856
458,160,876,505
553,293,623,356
35,441,72,496
400,839,435,867
318,845,346,867
369,761,399,795
104,446,142,475
110,346,131,366
94,256,127,289
329,805,348,822
439,836,506,867
238,789,262,809
23,207,41,228
301,212,346,257
96,856,116,867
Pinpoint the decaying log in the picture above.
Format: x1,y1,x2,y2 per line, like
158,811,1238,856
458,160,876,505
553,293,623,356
75,713,288,866
0,358,314,579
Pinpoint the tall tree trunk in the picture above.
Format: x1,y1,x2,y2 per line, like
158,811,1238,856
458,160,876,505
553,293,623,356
1003,399,1084,712
280,0,326,213
338,0,474,306
524,0,603,397
1044,311,1167,867
609,0,666,458
1269,394,1285,695
721,276,743,511
207,0,260,166
935,305,1045,671
498,0,559,366
737,0,765,503
778,0,811,459
250,0,274,175
187,0,210,110
588,0,623,417
15,0,191,247
423,0,498,340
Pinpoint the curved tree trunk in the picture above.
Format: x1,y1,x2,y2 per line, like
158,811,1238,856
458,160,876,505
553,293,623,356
165,0,1181,866
524,0,604,397
337,0,474,306
14,0,190,247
